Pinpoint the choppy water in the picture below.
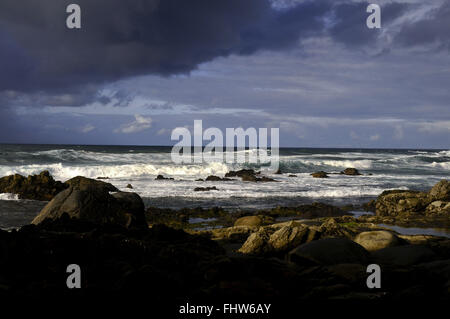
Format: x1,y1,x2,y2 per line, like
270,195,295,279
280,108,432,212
0,144,448,228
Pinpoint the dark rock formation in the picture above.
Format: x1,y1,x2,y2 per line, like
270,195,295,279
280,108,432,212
0,170,68,201
65,176,118,192
225,169,257,178
194,186,218,192
155,175,174,180
31,183,147,229
126,184,133,189
311,171,328,178
375,180,450,218
205,175,232,182
340,168,361,176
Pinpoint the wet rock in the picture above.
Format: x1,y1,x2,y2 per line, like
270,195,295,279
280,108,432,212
340,168,361,176
225,169,257,178
0,170,68,201
241,174,276,182
225,169,276,182
288,174,297,177
234,215,274,227
194,186,218,192
311,171,329,178
354,230,401,251
155,175,174,180
205,175,232,182
126,184,133,189
32,187,147,229
288,238,370,265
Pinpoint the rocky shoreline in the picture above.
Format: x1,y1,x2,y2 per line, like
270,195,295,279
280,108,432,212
0,171,449,300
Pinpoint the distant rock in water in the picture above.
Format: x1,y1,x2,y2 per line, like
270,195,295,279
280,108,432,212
205,175,232,182
225,169,257,178
341,168,362,176
311,171,329,178
126,184,133,189
32,177,147,229
97,176,109,180
0,170,68,201
155,175,174,180
194,186,218,192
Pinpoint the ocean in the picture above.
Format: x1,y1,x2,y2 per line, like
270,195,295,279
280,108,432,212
0,144,449,229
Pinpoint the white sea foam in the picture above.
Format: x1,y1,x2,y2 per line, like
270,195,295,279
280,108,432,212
0,161,232,181
429,161,450,170
0,193,20,201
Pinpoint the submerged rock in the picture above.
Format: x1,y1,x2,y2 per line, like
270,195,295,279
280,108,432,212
0,170,68,201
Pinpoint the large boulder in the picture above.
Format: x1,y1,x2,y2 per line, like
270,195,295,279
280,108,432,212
354,231,401,251
31,186,147,229
0,171,68,201
65,176,118,192
288,238,370,265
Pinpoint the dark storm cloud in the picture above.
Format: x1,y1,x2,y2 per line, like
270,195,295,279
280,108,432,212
0,0,332,95
395,1,450,50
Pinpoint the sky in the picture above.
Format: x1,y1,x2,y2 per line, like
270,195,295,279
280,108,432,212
0,0,449,148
